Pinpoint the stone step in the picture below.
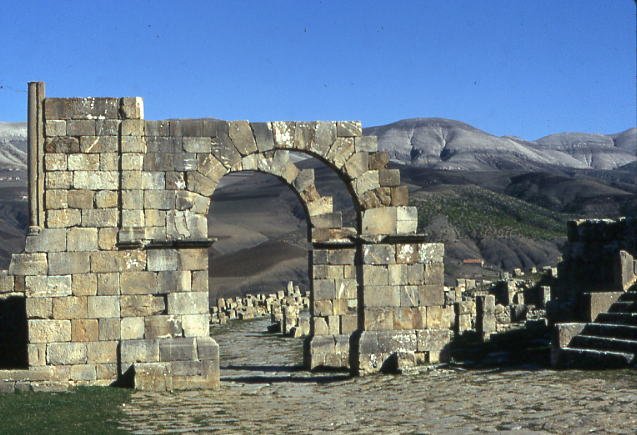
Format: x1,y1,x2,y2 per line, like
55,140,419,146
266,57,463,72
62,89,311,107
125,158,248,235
596,312,637,325
570,335,637,354
608,301,637,313
555,347,634,369
582,323,637,340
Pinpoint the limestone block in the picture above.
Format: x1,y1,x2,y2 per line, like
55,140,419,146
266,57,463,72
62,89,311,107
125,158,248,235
25,297,52,319
122,171,142,189
96,363,118,380
87,296,120,318
425,305,444,328
251,122,275,152
186,171,216,196
326,137,355,168
45,98,119,120
363,308,394,331
121,119,146,136
45,135,80,153
337,121,362,137
400,286,420,307
166,210,207,240
142,172,165,190
120,97,144,119
66,228,98,252
363,265,389,285
312,317,329,335
309,122,336,156
396,206,418,234
159,337,197,362
95,191,118,208
362,207,397,235
363,244,395,265
183,137,211,153
98,318,120,340
97,273,119,296
71,365,98,382
196,337,218,361
47,209,82,228
44,153,67,171
71,319,99,342
52,296,88,319
147,250,179,272
271,121,295,149
416,329,452,352
45,120,66,136
343,152,369,179
45,171,73,189
87,341,118,364
313,280,336,300
24,229,67,253
395,244,419,264
419,285,444,307
67,190,94,209
68,154,100,171
28,344,47,366
167,292,208,315
335,279,357,299
379,169,400,187
306,196,333,217
157,271,191,293
313,300,333,316
391,186,409,206
9,253,48,275
145,315,184,339
179,249,207,271
354,136,378,152
96,119,120,136
81,209,118,228
79,135,118,153
73,171,118,190
228,121,257,155
121,295,165,317
67,120,96,136
211,137,242,169
191,271,207,293
47,342,87,365
422,262,443,286
122,210,144,227
24,275,71,299
327,249,355,265
28,319,71,343
419,243,444,263
98,228,118,250
121,317,145,340
364,285,400,308
45,190,68,209
49,252,91,275
120,272,158,295
340,314,357,334
120,339,160,364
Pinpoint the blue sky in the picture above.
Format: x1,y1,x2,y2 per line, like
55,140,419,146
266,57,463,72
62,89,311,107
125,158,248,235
0,0,634,140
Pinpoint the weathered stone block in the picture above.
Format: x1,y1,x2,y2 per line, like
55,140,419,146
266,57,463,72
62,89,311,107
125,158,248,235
419,285,444,307
363,244,395,265
45,190,68,209
47,209,82,228
363,265,389,285
362,207,397,235
73,171,118,190
67,190,94,209
80,135,118,153
28,319,71,343
157,271,191,293
9,253,47,276
25,297,52,319
49,252,91,275
44,153,67,171
47,342,87,365
45,120,66,136
145,315,183,339
181,314,209,337
81,209,118,228
364,285,400,307
25,275,72,297
159,337,197,362
98,318,120,340
52,296,88,319
71,319,99,342
66,228,99,252
87,341,118,364
120,339,159,364
87,296,120,318
121,295,165,317
363,308,394,331
147,250,179,272
120,97,144,119
336,121,362,137
97,273,119,296
167,292,208,315
121,317,145,340
28,343,47,366
67,120,96,136
179,249,207,271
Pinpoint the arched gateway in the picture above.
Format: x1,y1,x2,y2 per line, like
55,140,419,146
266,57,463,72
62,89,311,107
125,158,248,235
1,83,452,390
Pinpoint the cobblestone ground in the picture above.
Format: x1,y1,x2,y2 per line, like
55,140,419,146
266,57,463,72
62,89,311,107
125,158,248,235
119,318,637,434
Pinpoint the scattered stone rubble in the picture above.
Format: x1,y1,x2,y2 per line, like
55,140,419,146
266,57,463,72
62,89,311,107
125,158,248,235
211,281,311,338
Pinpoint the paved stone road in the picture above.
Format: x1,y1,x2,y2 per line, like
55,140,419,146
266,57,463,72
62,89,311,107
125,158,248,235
119,318,637,433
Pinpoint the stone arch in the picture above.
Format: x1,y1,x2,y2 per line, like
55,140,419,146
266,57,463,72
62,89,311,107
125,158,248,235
2,85,452,392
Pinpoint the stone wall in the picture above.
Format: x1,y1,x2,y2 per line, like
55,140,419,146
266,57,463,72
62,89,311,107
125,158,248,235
0,82,453,390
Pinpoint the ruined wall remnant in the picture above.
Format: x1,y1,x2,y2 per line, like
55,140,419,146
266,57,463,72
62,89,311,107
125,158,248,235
0,82,453,391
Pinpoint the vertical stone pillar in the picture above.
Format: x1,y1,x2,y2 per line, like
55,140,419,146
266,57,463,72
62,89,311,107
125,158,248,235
305,244,357,369
476,294,496,341
353,238,452,374
27,81,45,233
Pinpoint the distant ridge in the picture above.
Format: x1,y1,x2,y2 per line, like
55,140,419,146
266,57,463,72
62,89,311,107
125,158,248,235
364,118,636,171
0,122,26,170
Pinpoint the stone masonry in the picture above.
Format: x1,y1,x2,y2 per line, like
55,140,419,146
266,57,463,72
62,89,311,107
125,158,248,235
0,82,451,390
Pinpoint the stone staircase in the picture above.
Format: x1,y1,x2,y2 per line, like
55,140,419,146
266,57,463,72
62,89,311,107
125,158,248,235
557,285,637,368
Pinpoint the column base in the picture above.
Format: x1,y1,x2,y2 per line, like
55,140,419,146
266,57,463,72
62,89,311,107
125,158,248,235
304,334,350,370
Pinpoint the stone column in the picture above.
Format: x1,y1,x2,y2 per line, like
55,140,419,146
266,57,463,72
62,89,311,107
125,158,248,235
27,81,45,233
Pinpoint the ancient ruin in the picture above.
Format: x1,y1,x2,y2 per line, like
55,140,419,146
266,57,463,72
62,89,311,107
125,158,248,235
0,82,452,391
